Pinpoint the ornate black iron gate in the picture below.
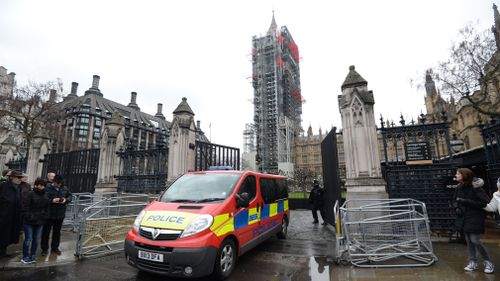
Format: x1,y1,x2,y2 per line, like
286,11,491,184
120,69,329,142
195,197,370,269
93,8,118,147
5,157,27,172
42,149,100,193
320,127,341,225
116,141,168,194
194,141,240,171
380,114,457,233
480,118,500,193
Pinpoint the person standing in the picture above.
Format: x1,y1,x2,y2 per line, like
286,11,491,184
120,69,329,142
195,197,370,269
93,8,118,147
0,170,23,257
484,177,500,219
309,179,326,225
454,168,494,274
0,169,11,182
41,175,71,255
19,174,32,201
21,178,49,264
46,172,55,188
484,178,500,226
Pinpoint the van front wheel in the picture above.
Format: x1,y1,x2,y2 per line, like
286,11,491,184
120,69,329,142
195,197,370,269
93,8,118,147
277,216,288,239
213,238,237,280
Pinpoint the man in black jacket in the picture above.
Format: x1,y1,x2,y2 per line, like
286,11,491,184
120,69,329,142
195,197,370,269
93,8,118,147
308,179,326,225
0,170,23,257
40,175,72,255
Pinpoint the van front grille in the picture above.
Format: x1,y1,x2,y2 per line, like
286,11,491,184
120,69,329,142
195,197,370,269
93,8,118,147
139,227,181,241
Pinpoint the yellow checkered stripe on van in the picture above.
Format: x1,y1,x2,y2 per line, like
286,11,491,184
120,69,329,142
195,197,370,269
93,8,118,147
210,199,288,237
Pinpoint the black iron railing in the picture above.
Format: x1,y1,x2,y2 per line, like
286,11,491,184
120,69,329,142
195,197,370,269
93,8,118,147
5,157,27,172
480,118,500,193
116,140,168,194
380,113,456,233
194,141,240,171
42,149,100,193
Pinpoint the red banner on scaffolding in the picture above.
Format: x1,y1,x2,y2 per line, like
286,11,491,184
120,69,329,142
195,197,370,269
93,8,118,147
291,89,302,104
287,41,299,62
276,56,284,70
278,32,284,46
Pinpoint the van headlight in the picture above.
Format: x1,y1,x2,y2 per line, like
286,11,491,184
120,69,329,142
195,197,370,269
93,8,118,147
180,214,213,238
133,210,146,233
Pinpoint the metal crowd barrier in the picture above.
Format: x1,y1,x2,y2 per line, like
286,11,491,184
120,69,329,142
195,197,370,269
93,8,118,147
65,193,111,231
334,198,437,267
74,193,157,259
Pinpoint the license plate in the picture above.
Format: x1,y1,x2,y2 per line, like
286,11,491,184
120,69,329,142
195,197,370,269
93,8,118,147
138,250,164,262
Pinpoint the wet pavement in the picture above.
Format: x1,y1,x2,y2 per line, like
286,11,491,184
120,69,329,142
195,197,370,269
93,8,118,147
1,210,500,280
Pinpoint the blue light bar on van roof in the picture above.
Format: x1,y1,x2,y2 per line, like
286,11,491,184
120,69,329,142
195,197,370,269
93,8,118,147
208,166,234,170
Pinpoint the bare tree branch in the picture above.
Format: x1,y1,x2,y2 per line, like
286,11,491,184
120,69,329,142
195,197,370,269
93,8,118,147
428,24,499,118
0,80,64,160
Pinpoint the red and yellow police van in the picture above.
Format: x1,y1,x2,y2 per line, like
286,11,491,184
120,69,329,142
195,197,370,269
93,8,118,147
124,170,289,279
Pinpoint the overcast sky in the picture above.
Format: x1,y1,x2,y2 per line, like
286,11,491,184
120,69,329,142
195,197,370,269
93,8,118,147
0,0,494,149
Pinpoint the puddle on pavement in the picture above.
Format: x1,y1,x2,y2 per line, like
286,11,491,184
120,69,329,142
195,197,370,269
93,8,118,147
308,256,330,281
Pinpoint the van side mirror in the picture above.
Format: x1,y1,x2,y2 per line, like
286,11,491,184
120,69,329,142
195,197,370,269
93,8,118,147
236,192,250,209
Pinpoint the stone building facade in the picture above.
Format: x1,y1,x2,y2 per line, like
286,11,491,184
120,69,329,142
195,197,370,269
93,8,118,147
424,72,486,151
0,66,15,98
0,72,209,187
294,126,326,178
52,75,171,153
0,66,21,170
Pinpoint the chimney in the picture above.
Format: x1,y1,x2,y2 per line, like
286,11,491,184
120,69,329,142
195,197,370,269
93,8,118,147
197,120,201,129
92,75,100,89
69,82,78,96
49,89,57,103
8,72,15,82
7,72,15,96
127,92,140,111
84,75,103,96
155,103,165,120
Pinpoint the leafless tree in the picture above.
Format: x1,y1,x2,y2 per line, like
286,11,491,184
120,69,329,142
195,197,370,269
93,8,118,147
429,24,499,117
291,167,316,196
0,79,64,161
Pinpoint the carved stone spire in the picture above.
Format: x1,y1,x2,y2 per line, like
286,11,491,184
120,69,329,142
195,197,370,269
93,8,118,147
493,4,500,50
267,11,277,34
425,69,437,97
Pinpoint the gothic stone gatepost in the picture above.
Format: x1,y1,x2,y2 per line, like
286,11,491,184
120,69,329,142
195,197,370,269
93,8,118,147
26,134,51,183
338,66,387,201
0,135,17,171
167,98,196,182
94,112,125,193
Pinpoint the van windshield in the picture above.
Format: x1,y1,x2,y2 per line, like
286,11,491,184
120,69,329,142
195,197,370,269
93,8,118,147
160,173,242,203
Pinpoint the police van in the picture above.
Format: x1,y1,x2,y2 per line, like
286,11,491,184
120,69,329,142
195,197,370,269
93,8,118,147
124,170,289,279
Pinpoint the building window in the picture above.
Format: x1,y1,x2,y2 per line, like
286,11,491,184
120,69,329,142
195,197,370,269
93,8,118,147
78,137,87,148
78,129,88,137
77,114,90,124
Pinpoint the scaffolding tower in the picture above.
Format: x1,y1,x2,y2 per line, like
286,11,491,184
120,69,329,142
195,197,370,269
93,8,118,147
251,13,303,173
243,123,256,154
